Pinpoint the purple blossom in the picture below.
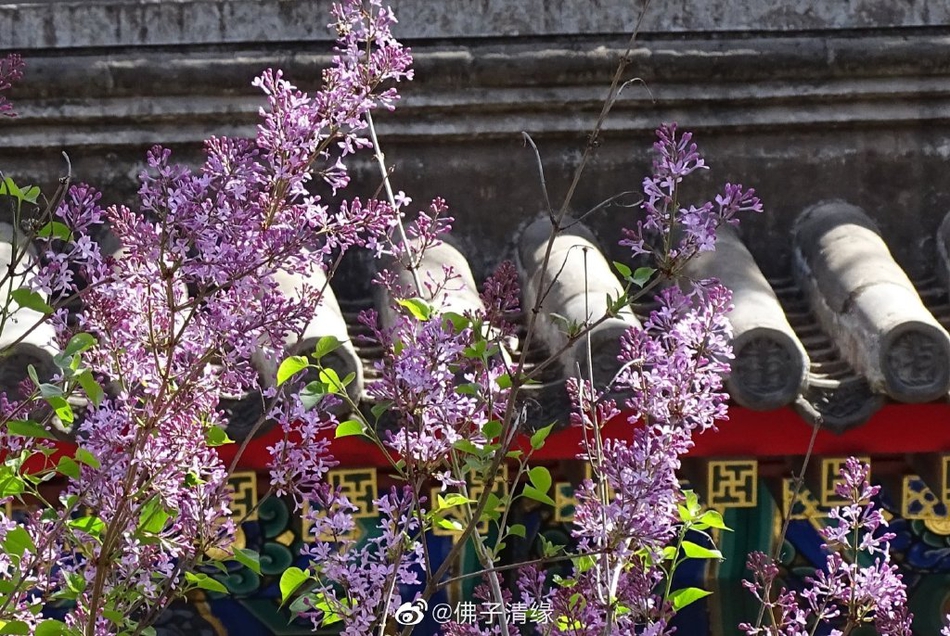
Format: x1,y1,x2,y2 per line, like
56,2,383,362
0,53,23,117
301,485,424,635
621,123,763,271
741,458,912,636
617,281,734,434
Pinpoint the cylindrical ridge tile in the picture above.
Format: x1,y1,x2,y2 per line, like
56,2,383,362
376,237,485,329
518,216,640,388
683,226,809,410
794,201,950,402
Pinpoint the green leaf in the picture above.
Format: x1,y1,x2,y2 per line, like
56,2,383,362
312,335,342,360
436,517,463,531
11,288,52,314
102,609,125,625
21,186,41,205
74,447,100,469
495,373,512,390
681,540,723,560
480,492,503,522
232,547,262,575
442,311,470,332
36,221,71,241
276,355,309,386
396,297,432,322
0,466,25,498
300,380,328,411
453,439,482,456
33,618,66,636
455,382,479,396
139,498,170,534
318,368,342,394
76,369,104,407
63,333,97,357
185,572,228,594
463,340,487,359
530,423,555,450
0,620,30,635
38,383,63,399
482,420,503,439
279,566,309,604
613,261,632,279
370,400,392,420
6,419,55,440
440,493,475,508
528,466,552,494
68,516,105,539
57,456,81,479
522,485,556,507
669,586,712,611
507,523,526,538
205,425,234,447
574,554,596,574
632,266,655,287
46,395,74,423
697,509,731,531
334,420,364,438
3,527,35,559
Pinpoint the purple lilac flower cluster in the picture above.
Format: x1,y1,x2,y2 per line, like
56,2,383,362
0,1,411,632
502,126,749,635
0,53,23,117
741,457,913,636
302,485,424,634
431,126,748,636
621,123,763,272
548,283,733,634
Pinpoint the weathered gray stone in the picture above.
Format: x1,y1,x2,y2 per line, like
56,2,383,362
683,226,808,410
5,29,950,285
794,202,950,403
0,221,59,400
2,0,947,50
797,376,884,434
518,216,639,388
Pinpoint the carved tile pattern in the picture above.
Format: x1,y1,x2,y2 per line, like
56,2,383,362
227,472,258,522
782,478,826,520
885,331,943,389
734,337,795,395
707,460,757,508
820,457,870,508
902,474,949,520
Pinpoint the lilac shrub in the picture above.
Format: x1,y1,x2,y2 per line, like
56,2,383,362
384,127,759,636
741,457,913,636
518,129,758,635
0,1,411,633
